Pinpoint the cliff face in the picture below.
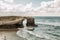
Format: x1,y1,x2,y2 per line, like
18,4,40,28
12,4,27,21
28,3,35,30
0,16,24,29
0,16,37,29
25,17,36,26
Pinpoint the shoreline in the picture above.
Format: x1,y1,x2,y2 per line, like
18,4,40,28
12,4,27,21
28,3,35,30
0,28,27,40
0,29,18,31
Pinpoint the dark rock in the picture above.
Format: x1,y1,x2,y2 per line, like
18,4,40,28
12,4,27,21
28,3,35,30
0,16,37,29
14,22,24,28
27,27,34,31
26,17,37,27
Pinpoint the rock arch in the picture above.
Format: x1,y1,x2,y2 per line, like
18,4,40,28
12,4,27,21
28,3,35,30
0,16,37,29
24,17,37,27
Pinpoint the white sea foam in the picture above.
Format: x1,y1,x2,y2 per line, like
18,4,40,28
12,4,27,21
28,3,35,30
16,27,50,40
35,22,60,26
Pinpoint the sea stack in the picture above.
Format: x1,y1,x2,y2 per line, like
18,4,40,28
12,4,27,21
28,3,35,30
26,17,37,27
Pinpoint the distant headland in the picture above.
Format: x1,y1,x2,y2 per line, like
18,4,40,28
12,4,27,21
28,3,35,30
0,16,37,30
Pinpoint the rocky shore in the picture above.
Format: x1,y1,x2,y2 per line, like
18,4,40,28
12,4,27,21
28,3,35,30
0,16,37,40
0,16,37,29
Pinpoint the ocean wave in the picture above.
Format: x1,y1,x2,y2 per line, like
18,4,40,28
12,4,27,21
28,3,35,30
35,22,60,26
55,26,60,29
16,29,50,40
47,33,60,37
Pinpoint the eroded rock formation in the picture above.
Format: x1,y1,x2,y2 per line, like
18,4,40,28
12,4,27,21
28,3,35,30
27,17,35,26
0,16,24,29
25,17,37,27
0,16,37,29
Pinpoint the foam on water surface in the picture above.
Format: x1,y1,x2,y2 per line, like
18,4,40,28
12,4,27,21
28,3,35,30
17,17,60,40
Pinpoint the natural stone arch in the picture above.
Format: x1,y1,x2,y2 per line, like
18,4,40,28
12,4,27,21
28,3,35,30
0,16,37,29
24,17,37,27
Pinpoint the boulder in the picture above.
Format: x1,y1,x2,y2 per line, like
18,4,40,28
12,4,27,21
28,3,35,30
27,27,34,31
26,17,37,27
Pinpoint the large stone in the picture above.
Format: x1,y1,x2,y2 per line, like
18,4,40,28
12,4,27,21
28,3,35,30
26,17,37,27
27,27,34,31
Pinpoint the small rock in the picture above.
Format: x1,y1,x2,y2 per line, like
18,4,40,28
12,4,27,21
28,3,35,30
27,27,34,31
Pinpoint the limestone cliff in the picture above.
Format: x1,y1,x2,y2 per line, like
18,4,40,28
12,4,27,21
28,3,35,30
0,16,37,29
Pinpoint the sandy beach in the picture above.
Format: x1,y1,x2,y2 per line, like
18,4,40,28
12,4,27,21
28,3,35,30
0,30,27,40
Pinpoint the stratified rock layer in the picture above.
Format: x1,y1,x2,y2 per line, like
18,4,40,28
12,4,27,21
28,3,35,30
0,16,37,29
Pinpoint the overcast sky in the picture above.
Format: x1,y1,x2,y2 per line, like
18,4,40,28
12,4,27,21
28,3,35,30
14,0,51,7
0,0,60,16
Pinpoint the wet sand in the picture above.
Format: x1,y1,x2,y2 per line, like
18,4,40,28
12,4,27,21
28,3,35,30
0,29,27,40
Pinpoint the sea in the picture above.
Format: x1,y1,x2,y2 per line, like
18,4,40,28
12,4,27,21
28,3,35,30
17,16,60,40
